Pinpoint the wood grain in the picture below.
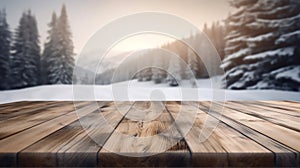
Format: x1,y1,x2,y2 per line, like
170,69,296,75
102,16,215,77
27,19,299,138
166,102,273,167
0,101,299,167
199,101,299,167
57,101,133,167
99,101,191,167
227,101,300,132
0,102,99,166
0,101,90,140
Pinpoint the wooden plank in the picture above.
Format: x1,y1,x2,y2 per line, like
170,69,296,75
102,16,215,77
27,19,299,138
0,102,99,166
18,121,85,167
0,102,65,121
209,102,300,151
199,101,299,167
0,101,90,140
99,101,191,167
257,101,300,113
0,101,56,115
18,101,124,167
227,101,300,132
166,102,273,167
242,101,300,117
57,101,134,167
0,101,32,111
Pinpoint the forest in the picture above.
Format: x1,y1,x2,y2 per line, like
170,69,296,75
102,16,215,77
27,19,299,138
1,0,300,91
0,5,74,90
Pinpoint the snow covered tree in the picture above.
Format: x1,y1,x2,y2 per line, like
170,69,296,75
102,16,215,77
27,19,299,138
0,9,11,90
152,49,166,84
221,0,300,91
186,48,198,87
41,12,57,84
167,54,182,87
186,48,198,78
212,21,227,60
44,5,75,84
10,11,40,89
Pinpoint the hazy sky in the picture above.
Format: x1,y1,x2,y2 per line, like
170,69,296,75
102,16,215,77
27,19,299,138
0,0,231,54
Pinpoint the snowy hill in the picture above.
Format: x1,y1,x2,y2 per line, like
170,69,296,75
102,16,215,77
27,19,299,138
1,78,299,104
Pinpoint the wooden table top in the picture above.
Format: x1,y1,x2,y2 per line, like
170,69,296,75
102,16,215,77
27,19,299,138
0,101,299,167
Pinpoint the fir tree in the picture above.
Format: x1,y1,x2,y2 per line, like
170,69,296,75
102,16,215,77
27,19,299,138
167,55,182,87
152,49,166,84
0,9,11,90
186,47,198,87
221,0,300,91
42,12,57,84
45,5,75,84
10,11,40,89
203,21,227,60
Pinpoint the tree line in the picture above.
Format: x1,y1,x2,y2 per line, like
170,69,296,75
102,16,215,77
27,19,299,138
133,22,227,86
0,5,74,90
133,0,300,91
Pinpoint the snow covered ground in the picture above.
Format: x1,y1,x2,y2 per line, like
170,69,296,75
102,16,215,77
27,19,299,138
0,78,299,104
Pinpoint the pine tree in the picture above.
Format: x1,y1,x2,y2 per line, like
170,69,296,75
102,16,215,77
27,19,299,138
203,22,227,61
186,34,199,78
186,47,198,87
221,0,300,91
167,53,182,87
42,12,57,84
10,11,40,89
0,9,11,90
45,5,75,84
213,21,227,60
152,49,166,84
56,4,75,84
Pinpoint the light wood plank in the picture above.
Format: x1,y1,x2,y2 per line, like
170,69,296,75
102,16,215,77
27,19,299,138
17,102,120,167
242,101,300,117
228,101,300,132
0,101,299,167
0,102,99,166
99,101,191,167
57,101,133,167
166,102,273,167
18,121,85,167
257,101,300,113
208,102,300,151
0,101,90,139
200,101,299,167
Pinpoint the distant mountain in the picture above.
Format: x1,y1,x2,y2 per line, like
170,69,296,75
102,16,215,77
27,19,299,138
77,50,132,74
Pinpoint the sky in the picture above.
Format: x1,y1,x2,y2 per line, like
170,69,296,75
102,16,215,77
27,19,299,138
0,0,232,55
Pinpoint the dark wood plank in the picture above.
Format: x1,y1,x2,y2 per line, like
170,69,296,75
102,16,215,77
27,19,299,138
0,101,56,115
99,101,191,167
0,102,66,121
0,101,32,111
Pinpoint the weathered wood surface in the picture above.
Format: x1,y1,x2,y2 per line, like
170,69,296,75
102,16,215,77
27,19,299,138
0,101,299,167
